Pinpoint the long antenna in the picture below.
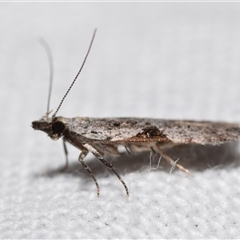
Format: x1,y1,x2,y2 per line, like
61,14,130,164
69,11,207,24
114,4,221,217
38,38,54,114
53,29,97,117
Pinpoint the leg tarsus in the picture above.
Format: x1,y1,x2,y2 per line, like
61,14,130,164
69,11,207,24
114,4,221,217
92,151,129,196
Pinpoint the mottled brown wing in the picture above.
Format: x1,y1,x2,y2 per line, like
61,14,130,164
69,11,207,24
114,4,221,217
68,117,240,145
148,119,240,145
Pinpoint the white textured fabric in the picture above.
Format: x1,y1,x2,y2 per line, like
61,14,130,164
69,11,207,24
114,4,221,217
1,3,240,239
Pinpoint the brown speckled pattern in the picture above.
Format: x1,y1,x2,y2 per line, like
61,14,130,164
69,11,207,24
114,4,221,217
60,117,240,145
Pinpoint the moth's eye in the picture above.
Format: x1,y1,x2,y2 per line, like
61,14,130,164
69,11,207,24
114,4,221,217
52,121,65,133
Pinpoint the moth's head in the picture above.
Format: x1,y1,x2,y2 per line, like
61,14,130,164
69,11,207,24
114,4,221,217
32,30,96,140
32,113,66,140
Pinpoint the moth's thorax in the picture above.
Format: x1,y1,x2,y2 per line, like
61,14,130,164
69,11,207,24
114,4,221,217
32,115,69,140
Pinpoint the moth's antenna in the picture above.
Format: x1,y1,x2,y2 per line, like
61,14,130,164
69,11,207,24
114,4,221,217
38,38,54,114
53,29,97,117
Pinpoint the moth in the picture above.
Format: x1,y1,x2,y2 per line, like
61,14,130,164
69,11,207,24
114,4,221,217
32,29,240,196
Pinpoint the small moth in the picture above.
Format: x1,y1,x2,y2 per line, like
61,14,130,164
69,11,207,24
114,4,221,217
32,29,240,196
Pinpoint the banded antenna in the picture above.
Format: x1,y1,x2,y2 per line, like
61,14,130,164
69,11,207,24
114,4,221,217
38,38,54,114
53,29,97,118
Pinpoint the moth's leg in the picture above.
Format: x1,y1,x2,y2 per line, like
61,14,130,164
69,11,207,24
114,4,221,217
98,156,129,196
78,147,100,196
155,145,194,177
84,144,129,196
125,146,131,155
59,137,69,172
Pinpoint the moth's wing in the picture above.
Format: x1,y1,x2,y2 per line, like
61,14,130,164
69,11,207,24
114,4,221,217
68,117,240,145
68,117,158,141
134,119,240,145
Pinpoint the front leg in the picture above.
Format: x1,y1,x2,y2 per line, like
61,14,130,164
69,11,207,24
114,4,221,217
59,137,69,172
78,146,100,196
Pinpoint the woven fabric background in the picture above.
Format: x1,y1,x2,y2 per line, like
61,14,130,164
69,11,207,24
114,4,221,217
1,3,240,239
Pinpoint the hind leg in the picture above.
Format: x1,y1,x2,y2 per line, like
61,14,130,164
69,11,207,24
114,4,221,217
154,144,194,177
